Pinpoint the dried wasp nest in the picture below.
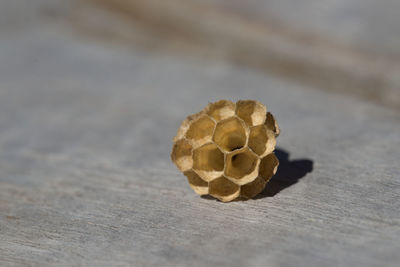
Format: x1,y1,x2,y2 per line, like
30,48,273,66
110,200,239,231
171,100,280,202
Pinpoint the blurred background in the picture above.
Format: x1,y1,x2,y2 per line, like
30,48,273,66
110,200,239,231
2,0,400,108
1,1,400,266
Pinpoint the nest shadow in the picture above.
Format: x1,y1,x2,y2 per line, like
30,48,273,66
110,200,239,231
255,148,313,199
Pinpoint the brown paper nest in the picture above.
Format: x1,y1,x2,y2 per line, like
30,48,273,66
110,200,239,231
171,100,280,202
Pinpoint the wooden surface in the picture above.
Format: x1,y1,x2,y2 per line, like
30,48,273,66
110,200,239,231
0,23,399,266
208,0,400,57
76,0,400,109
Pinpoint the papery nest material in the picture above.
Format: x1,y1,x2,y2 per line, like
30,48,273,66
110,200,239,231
171,100,280,202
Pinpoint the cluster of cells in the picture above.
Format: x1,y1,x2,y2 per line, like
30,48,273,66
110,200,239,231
171,100,279,202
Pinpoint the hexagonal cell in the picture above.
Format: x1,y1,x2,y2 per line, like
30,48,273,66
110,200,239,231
240,177,267,199
185,115,215,148
192,143,224,181
236,100,267,127
174,111,204,141
205,100,235,121
184,170,208,195
225,148,259,185
248,125,276,157
171,139,193,172
213,117,247,152
265,112,280,136
259,153,279,182
209,176,240,202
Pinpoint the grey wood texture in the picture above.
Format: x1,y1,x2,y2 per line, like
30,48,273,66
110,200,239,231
76,0,400,110
209,0,400,57
0,25,400,267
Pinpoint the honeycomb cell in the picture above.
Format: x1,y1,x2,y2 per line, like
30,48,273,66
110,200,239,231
192,143,224,181
209,176,240,202
265,112,280,136
184,170,208,195
205,100,236,121
225,148,259,185
174,111,204,141
213,117,247,152
248,125,276,157
185,115,215,148
240,176,267,199
171,139,193,172
259,153,279,182
236,100,267,126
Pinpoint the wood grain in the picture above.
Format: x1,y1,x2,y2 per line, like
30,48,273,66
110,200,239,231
0,25,399,266
75,0,400,109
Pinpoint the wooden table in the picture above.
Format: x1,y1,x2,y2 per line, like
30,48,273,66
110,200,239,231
0,25,399,266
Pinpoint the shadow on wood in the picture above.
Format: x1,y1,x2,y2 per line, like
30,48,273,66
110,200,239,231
256,148,313,198
200,148,313,201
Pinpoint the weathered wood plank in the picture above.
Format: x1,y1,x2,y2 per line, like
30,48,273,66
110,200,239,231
0,26,399,266
75,0,400,109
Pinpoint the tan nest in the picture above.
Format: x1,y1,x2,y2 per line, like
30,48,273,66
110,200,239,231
171,100,280,202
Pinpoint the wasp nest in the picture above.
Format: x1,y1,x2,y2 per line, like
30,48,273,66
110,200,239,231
171,100,280,202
